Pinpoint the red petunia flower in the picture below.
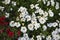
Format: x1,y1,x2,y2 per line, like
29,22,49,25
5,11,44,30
0,16,9,26
17,30,21,36
6,28,10,33
8,31,14,37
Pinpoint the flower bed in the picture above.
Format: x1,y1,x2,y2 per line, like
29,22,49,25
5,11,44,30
0,0,60,40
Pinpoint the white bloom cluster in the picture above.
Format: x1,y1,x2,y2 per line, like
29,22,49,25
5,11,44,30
18,6,31,22
30,4,39,9
18,33,34,40
52,28,60,40
9,21,21,28
47,22,58,27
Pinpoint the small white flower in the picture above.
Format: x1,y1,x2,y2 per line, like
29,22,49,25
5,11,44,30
21,27,27,33
9,21,16,27
46,35,52,40
34,23,40,30
2,0,10,4
25,15,31,21
47,1,50,6
5,12,9,18
0,6,4,11
43,0,46,4
15,22,20,28
56,20,59,23
51,0,55,6
39,17,46,24
23,33,28,38
39,9,44,15
53,34,60,40
58,28,60,32
43,25,47,31
58,13,60,16
52,31,58,35
43,11,48,17
12,1,16,6
21,37,27,40
16,17,19,21
35,4,39,9
52,22,58,27
47,23,53,27
18,7,27,12
30,4,34,9
31,18,37,24
55,2,59,10
36,35,42,40
21,18,26,22
30,37,34,40
28,23,34,31
48,9,54,17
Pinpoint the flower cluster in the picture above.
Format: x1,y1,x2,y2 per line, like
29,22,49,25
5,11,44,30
0,0,60,40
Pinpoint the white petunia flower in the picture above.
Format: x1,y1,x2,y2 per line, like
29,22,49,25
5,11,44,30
21,27,27,33
56,20,59,23
46,35,52,40
9,21,16,27
30,4,35,9
21,18,26,22
28,23,34,31
52,31,58,35
47,1,50,6
43,0,46,4
0,6,4,11
20,37,27,40
55,2,59,10
51,0,55,6
53,34,60,40
30,37,34,40
47,23,53,27
39,17,46,24
43,11,48,17
36,35,42,40
34,23,40,30
31,18,37,24
52,22,58,27
58,28,60,32
23,33,28,38
43,25,47,31
18,6,27,12
15,22,20,28
2,0,10,4
5,12,9,18
35,4,39,9
48,9,54,17
16,17,19,21
58,13,60,16
25,15,31,21
39,9,44,15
